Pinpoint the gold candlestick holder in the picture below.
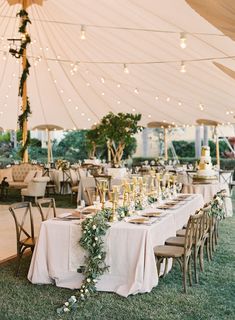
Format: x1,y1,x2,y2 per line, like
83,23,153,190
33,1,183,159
97,179,108,210
109,190,119,222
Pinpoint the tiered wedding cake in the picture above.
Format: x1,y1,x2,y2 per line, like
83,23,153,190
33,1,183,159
194,146,217,181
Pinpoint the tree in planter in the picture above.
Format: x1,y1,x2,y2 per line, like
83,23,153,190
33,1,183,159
91,112,143,167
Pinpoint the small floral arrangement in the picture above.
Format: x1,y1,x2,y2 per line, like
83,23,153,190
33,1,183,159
210,193,226,220
56,159,70,170
148,195,158,204
135,198,143,211
117,206,130,220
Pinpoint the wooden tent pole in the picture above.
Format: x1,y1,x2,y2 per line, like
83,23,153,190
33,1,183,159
22,0,28,163
164,128,168,161
47,129,51,164
215,125,220,168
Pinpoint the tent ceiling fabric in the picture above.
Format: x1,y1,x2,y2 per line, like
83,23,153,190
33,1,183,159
213,61,235,81
186,0,235,42
0,0,235,130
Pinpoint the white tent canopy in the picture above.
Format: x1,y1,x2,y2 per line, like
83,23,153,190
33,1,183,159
0,0,235,130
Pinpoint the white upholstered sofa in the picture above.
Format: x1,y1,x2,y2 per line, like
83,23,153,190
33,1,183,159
0,163,42,190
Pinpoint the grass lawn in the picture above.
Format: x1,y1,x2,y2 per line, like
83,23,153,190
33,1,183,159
0,214,234,320
0,188,75,208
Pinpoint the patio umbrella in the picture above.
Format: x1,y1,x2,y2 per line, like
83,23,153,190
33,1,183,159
196,119,221,168
32,124,63,164
147,121,175,161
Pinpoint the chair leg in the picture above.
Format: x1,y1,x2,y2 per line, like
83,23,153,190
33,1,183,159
156,257,164,276
188,256,193,287
199,242,205,272
194,246,200,284
206,238,211,262
183,258,188,293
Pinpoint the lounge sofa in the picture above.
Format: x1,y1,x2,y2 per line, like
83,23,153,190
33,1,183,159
0,163,43,190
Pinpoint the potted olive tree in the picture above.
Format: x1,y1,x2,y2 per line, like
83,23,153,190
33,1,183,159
87,112,143,168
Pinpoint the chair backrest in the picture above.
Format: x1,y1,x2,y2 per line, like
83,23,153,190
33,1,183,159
94,175,112,191
219,170,233,184
201,204,211,237
9,202,34,243
184,210,204,256
36,198,56,221
84,186,99,205
26,177,50,197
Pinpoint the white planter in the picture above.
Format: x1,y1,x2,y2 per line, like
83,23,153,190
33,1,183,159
107,167,127,179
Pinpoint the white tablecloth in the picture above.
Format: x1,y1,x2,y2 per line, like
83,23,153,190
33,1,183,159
28,194,203,296
182,182,233,217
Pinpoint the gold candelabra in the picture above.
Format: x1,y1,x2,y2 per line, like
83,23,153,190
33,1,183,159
97,179,108,210
109,186,119,222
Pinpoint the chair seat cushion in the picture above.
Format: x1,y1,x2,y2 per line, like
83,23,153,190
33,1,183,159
165,236,185,247
72,186,78,192
154,245,184,258
176,229,186,237
20,237,36,246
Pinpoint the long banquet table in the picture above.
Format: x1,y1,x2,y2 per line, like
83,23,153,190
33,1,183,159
28,194,204,297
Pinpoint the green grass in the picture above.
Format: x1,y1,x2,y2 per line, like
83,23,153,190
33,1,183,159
0,188,75,208
0,215,234,320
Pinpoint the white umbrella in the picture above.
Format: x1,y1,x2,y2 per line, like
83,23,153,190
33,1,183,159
196,118,221,168
32,124,63,164
147,121,175,161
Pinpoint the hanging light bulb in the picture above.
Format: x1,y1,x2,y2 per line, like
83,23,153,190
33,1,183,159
123,64,129,74
80,25,86,40
180,61,186,73
180,32,187,49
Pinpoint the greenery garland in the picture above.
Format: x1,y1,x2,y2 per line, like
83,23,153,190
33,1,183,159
9,9,32,160
57,210,110,314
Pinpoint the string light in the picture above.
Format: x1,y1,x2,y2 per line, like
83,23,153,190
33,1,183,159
166,97,170,102
180,32,187,49
123,64,129,74
199,103,204,111
134,88,139,94
101,77,105,83
180,61,186,73
80,25,86,40
178,101,182,106
155,96,159,100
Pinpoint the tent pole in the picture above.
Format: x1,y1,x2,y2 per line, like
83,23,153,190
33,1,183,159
164,128,168,161
21,0,28,163
47,129,51,164
215,126,220,169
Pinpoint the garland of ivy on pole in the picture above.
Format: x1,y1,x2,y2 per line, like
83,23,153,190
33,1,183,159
9,9,32,159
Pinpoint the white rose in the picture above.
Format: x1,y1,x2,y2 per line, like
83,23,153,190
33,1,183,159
80,294,84,299
71,296,76,302
98,255,102,259
85,289,89,293
64,302,69,306
92,225,97,230
80,289,83,293
83,230,86,234
95,237,98,241
87,278,91,283
64,308,69,312
93,243,96,247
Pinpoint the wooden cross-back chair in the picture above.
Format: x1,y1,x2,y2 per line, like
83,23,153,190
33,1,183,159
36,198,57,221
165,209,204,284
154,211,204,293
84,186,98,206
9,202,36,276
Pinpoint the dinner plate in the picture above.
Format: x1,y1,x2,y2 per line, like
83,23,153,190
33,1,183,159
142,212,162,218
128,217,150,224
